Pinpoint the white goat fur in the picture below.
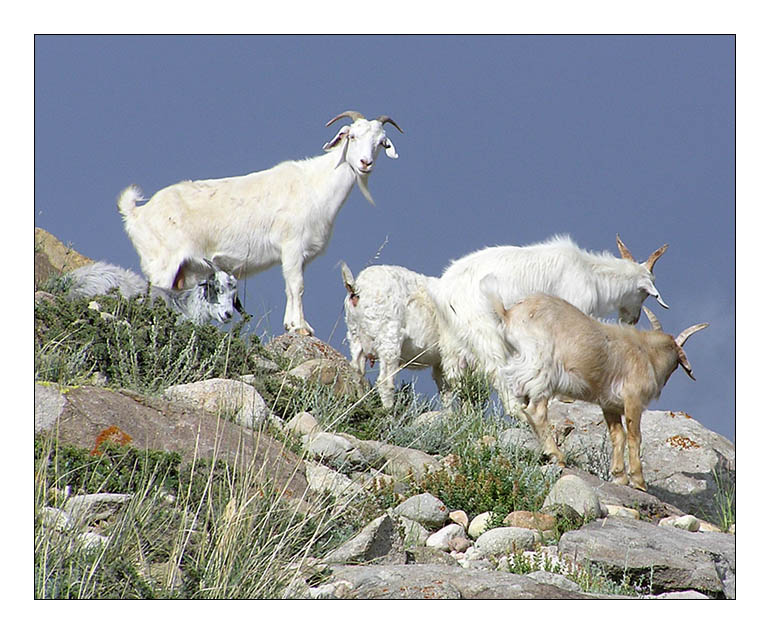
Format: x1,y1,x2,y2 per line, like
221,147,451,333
427,235,669,411
66,261,240,326
341,262,444,408
481,279,707,490
118,111,402,336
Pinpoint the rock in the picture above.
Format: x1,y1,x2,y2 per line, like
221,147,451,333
468,512,492,539
35,226,93,288
77,531,110,551
302,432,367,468
542,474,603,519
504,510,557,532
409,546,460,566
34,384,309,509
322,514,406,565
551,401,734,520
448,535,473,553
398,517,430,549
266,333,367,398
35,383,67,434
426,523,467,552
526,570,582,593
559,517,735,598
605,504,641,520
392,492,448,529
39,507,72,531
64,493,133,524
374,442,441,482
326,564,591,599
448,509,469,530
304,461,365,500
476,527,537,556
164,378,268,429
285,411,321,436
498,426,541,453
673,515,701,532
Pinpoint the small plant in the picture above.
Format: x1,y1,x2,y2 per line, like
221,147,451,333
711,466,736,531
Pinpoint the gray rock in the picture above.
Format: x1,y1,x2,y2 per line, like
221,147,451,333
164,378,268,429
327,564,592,599
542,474,603,519
558,517,735,598
468,512,492,539
551,401,734,520
476,527,537,556
526,570,582,593
392,492,449,529
304,461,365,500
498,426,541,453
35,382,67,433
408,546,460,566
302,432,367,468
285,411,321,436
425,523,467,552
322,514,406,565
398,516,430,549
64,493,133,524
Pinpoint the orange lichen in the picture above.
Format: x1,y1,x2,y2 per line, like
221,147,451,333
91,425,133,456
666,435,700,450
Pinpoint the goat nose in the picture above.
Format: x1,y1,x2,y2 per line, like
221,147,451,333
360,158,372,168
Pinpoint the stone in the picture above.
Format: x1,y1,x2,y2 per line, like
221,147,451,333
392,493,449,529
504,510,557,531
448,536,473,553
526,570,581,593
468,512,492,539
399,517,430,549
476,527,538,556
559,517,735,598
304,461,365,500
164,379,268,429
302,432,367,467
426,523,467,552
322,514,405,565
605,504,641,520
285,411,321,436
542,474,603,519
449,509,469,530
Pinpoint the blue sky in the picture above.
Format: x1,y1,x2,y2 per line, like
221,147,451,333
34,35,735,441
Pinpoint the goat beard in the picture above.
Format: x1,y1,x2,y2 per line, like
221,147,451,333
357,173,375,206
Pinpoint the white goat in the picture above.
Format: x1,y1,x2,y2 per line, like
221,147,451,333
340,262,444,408
427,234,669,411
65,261,242,326
118,110,402,336
481,276,707,490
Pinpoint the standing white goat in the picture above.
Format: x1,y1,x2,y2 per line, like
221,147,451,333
427,234,669,411
118,110,402,335
65,261,242,326
341,262,444,408
480,277,707,490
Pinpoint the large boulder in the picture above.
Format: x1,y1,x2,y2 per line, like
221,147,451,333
549,401,735,520
558,516,735,598
34,383,309,506
35,227,93,289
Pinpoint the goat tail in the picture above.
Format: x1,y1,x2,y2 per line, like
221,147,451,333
117,184,145,218
340,261,357,296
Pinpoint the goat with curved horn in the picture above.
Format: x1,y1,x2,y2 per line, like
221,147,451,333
325,110,366,127
615,234,669,310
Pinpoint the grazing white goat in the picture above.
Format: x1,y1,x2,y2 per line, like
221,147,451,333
65,261,242,326
481,276,708,490
341,261,444,408
427,234,669,411
118,110,402,335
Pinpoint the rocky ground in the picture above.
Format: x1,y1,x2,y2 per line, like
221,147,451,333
34,229,736,599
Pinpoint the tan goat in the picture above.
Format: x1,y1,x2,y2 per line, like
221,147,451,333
480,275,708,490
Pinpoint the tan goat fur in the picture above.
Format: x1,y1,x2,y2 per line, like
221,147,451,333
481,279,707,490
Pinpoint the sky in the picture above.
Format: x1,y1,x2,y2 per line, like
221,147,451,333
33,34,735,441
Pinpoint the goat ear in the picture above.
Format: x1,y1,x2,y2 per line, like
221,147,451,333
383,138,399,159
639,278,669,309
323,126,350,151
202,258,217,272
480,274,508,323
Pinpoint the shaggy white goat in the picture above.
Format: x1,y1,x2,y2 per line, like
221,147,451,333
118,110,402,335
341,261,444,408
65,260,242,326
481,277,707,490
427,234,669,410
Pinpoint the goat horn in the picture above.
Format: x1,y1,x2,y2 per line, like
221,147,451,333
326,110,366,127
675,322,709,348
376,115,404,134
616,234,634,261
677,347,696,380
645,244,669,272
643,306,663,331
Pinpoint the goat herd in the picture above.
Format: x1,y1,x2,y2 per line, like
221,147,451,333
64,110,707,491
